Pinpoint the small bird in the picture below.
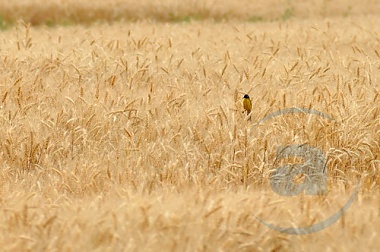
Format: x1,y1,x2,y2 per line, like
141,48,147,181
242,94,252,120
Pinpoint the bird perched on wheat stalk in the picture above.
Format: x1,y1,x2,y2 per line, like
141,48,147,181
242,94,252,121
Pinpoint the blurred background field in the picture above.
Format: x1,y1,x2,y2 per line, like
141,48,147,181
0,0,380,26
0,0,379,251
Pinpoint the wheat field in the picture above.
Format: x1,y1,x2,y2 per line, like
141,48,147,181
0,1,379,251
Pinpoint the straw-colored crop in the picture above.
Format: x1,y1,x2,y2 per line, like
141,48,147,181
0,1,378,251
